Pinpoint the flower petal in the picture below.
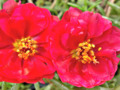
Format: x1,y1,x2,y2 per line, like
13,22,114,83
0,49,23,83
3,3,52,39
78,11,112,38
0,11,14,48
3,0,18,14
92,26,120,51
62,7,82,22
22,55,55,83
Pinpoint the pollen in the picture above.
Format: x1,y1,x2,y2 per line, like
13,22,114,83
13,37,37,60
98,47,102,51
71,39,102,64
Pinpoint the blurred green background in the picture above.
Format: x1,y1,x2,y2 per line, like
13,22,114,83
0,0,120,90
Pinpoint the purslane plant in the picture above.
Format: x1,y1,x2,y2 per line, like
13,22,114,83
50,7,120,88
0,0,120,89
0,0,57,83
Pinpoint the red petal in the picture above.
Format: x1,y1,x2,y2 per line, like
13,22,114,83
86,50,119,87
3,0,18,14
0,49,23,83
0,10,8,32
3,3,52,39
0,11,14,48
96,49,119,64
54,56,97,88
50,21,86,52
22,55,55,83
62,7,82,22
78,11,112,38
92,26,120,51
0,29,13,49
52,15,59,22
16,3,51,37
53,50,119,88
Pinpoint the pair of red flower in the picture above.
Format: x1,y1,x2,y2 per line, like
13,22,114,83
0,0,120,88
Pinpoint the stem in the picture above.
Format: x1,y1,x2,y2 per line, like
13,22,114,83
106,0,115,17
2,82,7,90
50,0,57,9
58,11,63,18
27,0,33,3
84,0,88,10
34,82,40,90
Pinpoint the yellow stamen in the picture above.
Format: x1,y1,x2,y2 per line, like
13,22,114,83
98,47,102,51
13,37,37,60
71,39,100,64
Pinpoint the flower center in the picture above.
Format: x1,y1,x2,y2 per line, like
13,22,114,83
71,39,101,64
13,37,37,60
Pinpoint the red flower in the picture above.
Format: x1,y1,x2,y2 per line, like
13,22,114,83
0,0,56,83
50,7,120,88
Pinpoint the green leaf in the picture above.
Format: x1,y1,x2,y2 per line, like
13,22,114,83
50,79,70,90
0,0,4,10
54,72,60,80
11,84,19,90
73,87,86,90
108,2,120,10
86,86,100,90
83,0,88,10
88,1,101,11
96,5,105,15
114,74,120,87
40,84,53,90
2,82,7,90
117,54,120,58
67,2,83,11
99,87,113,90
35,0,44,6
34,82,40,90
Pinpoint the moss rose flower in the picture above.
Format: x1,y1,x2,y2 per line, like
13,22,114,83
50,7,120,88
0,0,57,83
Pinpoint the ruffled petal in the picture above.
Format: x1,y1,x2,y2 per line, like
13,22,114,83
62,8,112,38
86,50,119,87
92,26,120,51
0,28,13,48
0,49,23,83
3,3,52,39
50,21,86,52
53,55,97,88
50,7,119,88
22,55,55,83
3,0,18,14
54,49,119,88
62,7,82,22
78,11,112,38
0,11,14,48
